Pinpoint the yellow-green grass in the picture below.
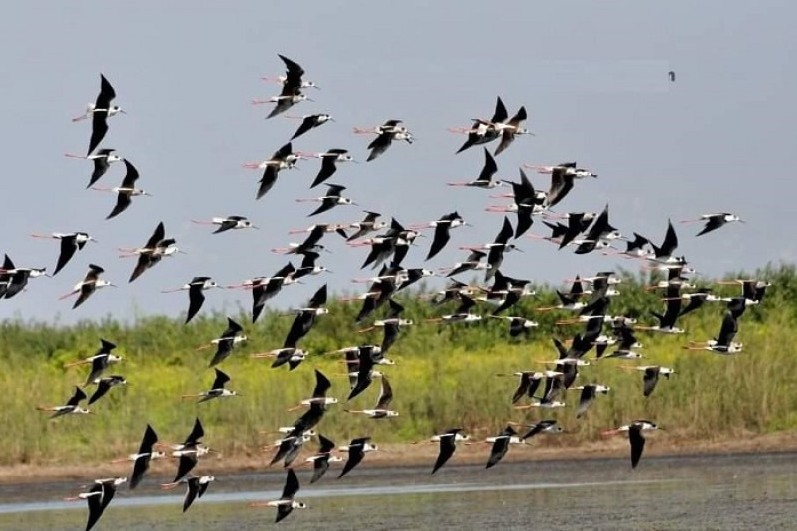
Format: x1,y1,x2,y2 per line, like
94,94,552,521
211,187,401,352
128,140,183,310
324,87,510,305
1,264,796,467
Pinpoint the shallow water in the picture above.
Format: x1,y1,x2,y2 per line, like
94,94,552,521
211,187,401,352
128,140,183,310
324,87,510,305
1,452,796,530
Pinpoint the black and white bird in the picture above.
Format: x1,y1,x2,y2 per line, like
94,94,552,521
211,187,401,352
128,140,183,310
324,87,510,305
182,368,239,402
290,369,337,410
574,384,611,418
124,222,181,283
447,148,502,188
0,256,48,299
308,149,356,188
191,215,258,234
345,374,398,418
201,317,248,367
121,424,165,490
92,159,150,220
66,476,127,531
297,184,356,216
59,264,115,309
452,97,507,153
253,54,314,118
485,426,523,469
415,211,467,261
36,386,92,418
431,428,470,474
74,74,125,156
290,113,333,139
356,120,413,161
243,142,302,200
494,105,531,156
338,437,378,478
64,148,122,188
31,231,97,275
161,475,215,513
64,338,120,385
171,418,211,483
88,375,127,405
306,434,342,483
162,276,218,324
604,420,660,469
680,213,744,236
250,468,307,522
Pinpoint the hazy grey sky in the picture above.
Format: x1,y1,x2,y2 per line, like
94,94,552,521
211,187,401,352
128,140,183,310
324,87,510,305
1,1,794,324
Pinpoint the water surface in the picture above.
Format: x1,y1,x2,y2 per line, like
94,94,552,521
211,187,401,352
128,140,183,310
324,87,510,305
1,452,795,530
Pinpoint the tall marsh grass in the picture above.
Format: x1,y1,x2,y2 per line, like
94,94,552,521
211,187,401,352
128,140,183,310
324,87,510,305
1,264,796,466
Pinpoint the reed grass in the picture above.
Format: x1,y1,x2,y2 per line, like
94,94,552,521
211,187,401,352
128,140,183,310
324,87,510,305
1,263,795,467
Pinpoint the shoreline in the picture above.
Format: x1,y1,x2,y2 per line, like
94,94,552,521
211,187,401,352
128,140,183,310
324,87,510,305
3,431,796,485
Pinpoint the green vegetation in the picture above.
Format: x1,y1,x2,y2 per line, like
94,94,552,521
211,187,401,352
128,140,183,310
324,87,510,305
1,264,796,467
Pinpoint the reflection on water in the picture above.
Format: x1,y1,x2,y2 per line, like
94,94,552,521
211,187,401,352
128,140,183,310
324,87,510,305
1,453,796,530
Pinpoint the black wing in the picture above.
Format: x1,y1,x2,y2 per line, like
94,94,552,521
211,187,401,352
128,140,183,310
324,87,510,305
281,468,300,499
432,435,457,474
486,437,510,469
174,453,198,483
210,368,230,390
183,417,204,446
85,484,105,531
426,223,451,261
339,446,364,478
476,148,498,183
312,369,332,398
54,236,79,275
183,477,200,512
310,455,331,483
106,192,132,220
185,284,206,324
629,425,646,469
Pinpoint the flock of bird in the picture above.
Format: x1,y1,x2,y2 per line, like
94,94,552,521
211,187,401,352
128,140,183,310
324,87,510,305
0,55,765,529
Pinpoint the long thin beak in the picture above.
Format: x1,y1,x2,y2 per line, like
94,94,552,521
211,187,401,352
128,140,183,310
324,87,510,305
252,225,260,230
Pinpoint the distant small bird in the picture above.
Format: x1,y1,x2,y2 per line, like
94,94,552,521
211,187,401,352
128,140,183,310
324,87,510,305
680,213,744,236
308,149,356,188
123,222,182,283
447,148,502,189
88,375,127,404
118,424,165,490
451,97,508,153
30,231,97,275
668,70,676,82
65,476,127,531
91,159,151,220
198,317,247,367
191,215,258,234
338,437,378,478
289,113,333,139
250,468,307,522
289,369,337,410
243,142,302,199
161,475,215,512
36,386,92,418
354,120,413,161
73,74,125,156
511,419,563,441
162,276,218,324
345,374,398,418
64,148,122,188
63,340,119,383
411,211,467,261
494,105,531,156
253,54,315,119
296,184,356,216
182,368,240,402
306,434,343,483
59,264,115,308
171,418,211,483
430,428,470,474
604,420,660,469
574,384,610,418
485,425,523,468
